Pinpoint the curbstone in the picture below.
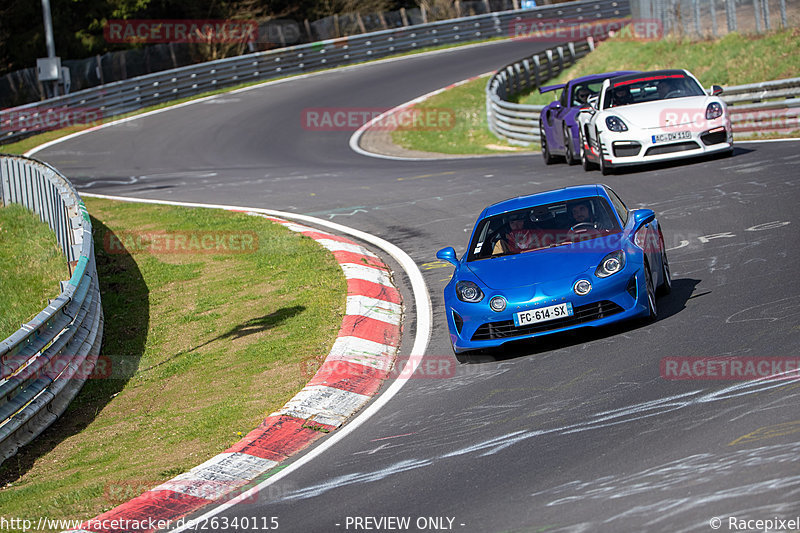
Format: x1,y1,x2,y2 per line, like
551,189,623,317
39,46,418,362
65,213,402,533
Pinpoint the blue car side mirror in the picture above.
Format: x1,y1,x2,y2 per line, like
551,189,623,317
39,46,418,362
436,247,459,266
631,209,656,230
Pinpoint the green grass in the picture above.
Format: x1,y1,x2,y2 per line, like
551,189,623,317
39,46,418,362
0,204,70,340
392,28,800,154
391,75,537,155
0,198,345,530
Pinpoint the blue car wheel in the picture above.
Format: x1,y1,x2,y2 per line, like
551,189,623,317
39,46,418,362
644,261,657,320
657,234,672,296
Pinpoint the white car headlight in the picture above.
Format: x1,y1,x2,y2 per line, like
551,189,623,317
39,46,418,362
605,116,628,132
706,102,723,120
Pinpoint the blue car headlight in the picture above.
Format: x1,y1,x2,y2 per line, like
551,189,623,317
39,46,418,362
456,281,484,303
605,116,628,132
595,250,626,278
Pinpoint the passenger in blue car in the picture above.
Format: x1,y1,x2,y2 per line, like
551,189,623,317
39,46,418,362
504,212,538,253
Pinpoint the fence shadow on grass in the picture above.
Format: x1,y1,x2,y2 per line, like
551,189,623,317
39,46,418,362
0,216,149,483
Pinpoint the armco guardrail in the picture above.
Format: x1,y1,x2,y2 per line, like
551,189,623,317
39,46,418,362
487,54,800,145
486,38,595,144
0,155,103,464
0,0,629,145
721,77,800,134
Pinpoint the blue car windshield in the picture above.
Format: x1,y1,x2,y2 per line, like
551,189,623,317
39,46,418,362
467,196,622,262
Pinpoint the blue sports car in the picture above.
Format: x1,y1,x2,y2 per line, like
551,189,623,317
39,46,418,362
539,71,638,165
436,184,671,360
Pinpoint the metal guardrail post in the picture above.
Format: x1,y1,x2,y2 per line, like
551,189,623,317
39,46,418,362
693,0,702,37
726,0,738,32
711,0,719,38
780,0,788,28
754,0,763,33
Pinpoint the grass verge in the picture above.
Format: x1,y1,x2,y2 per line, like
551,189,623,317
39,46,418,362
392,29,800,154
391,75,537,155
0,204,70,340
517,28,800,106
0,197,345,530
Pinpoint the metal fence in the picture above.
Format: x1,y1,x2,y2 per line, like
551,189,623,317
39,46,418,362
487,38,597,143
0,155,103,464
0,1,525,109
486,46,800,145
0,0,630,146
631,0,798,38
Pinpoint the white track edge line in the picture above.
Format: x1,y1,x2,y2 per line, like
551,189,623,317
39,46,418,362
77,193,431,533
347,71,508,162
23,39,514,159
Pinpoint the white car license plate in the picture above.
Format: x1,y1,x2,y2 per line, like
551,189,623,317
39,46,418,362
652,131,692,144
514,302,574,327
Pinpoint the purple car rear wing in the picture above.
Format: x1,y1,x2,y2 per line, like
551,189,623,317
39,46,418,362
538,83,566,94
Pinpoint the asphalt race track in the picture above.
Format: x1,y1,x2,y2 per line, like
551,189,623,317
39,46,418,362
37,39,800,532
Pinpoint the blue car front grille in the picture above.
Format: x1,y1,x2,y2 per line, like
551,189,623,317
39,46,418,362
470,300,624,341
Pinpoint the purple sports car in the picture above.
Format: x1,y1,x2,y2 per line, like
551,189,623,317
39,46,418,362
539,71,638,165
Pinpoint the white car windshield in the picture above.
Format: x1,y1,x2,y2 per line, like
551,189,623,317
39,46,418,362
603,74,705,109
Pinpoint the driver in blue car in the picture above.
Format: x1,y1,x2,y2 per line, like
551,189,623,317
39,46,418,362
569,200,593,224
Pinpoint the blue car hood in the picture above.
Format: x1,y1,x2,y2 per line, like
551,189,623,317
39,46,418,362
466,233,624,290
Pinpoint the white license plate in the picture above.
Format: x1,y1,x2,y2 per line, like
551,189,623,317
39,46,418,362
652,131,692,144
514,302,574,326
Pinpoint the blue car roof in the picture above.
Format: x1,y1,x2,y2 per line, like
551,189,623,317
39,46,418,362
481,184,607,219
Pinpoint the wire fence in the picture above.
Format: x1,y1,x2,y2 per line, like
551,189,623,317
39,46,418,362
0,0,631,146
631,0,799,38
0,0,522,109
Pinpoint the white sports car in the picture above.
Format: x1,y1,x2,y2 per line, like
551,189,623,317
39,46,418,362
577,69,733,174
